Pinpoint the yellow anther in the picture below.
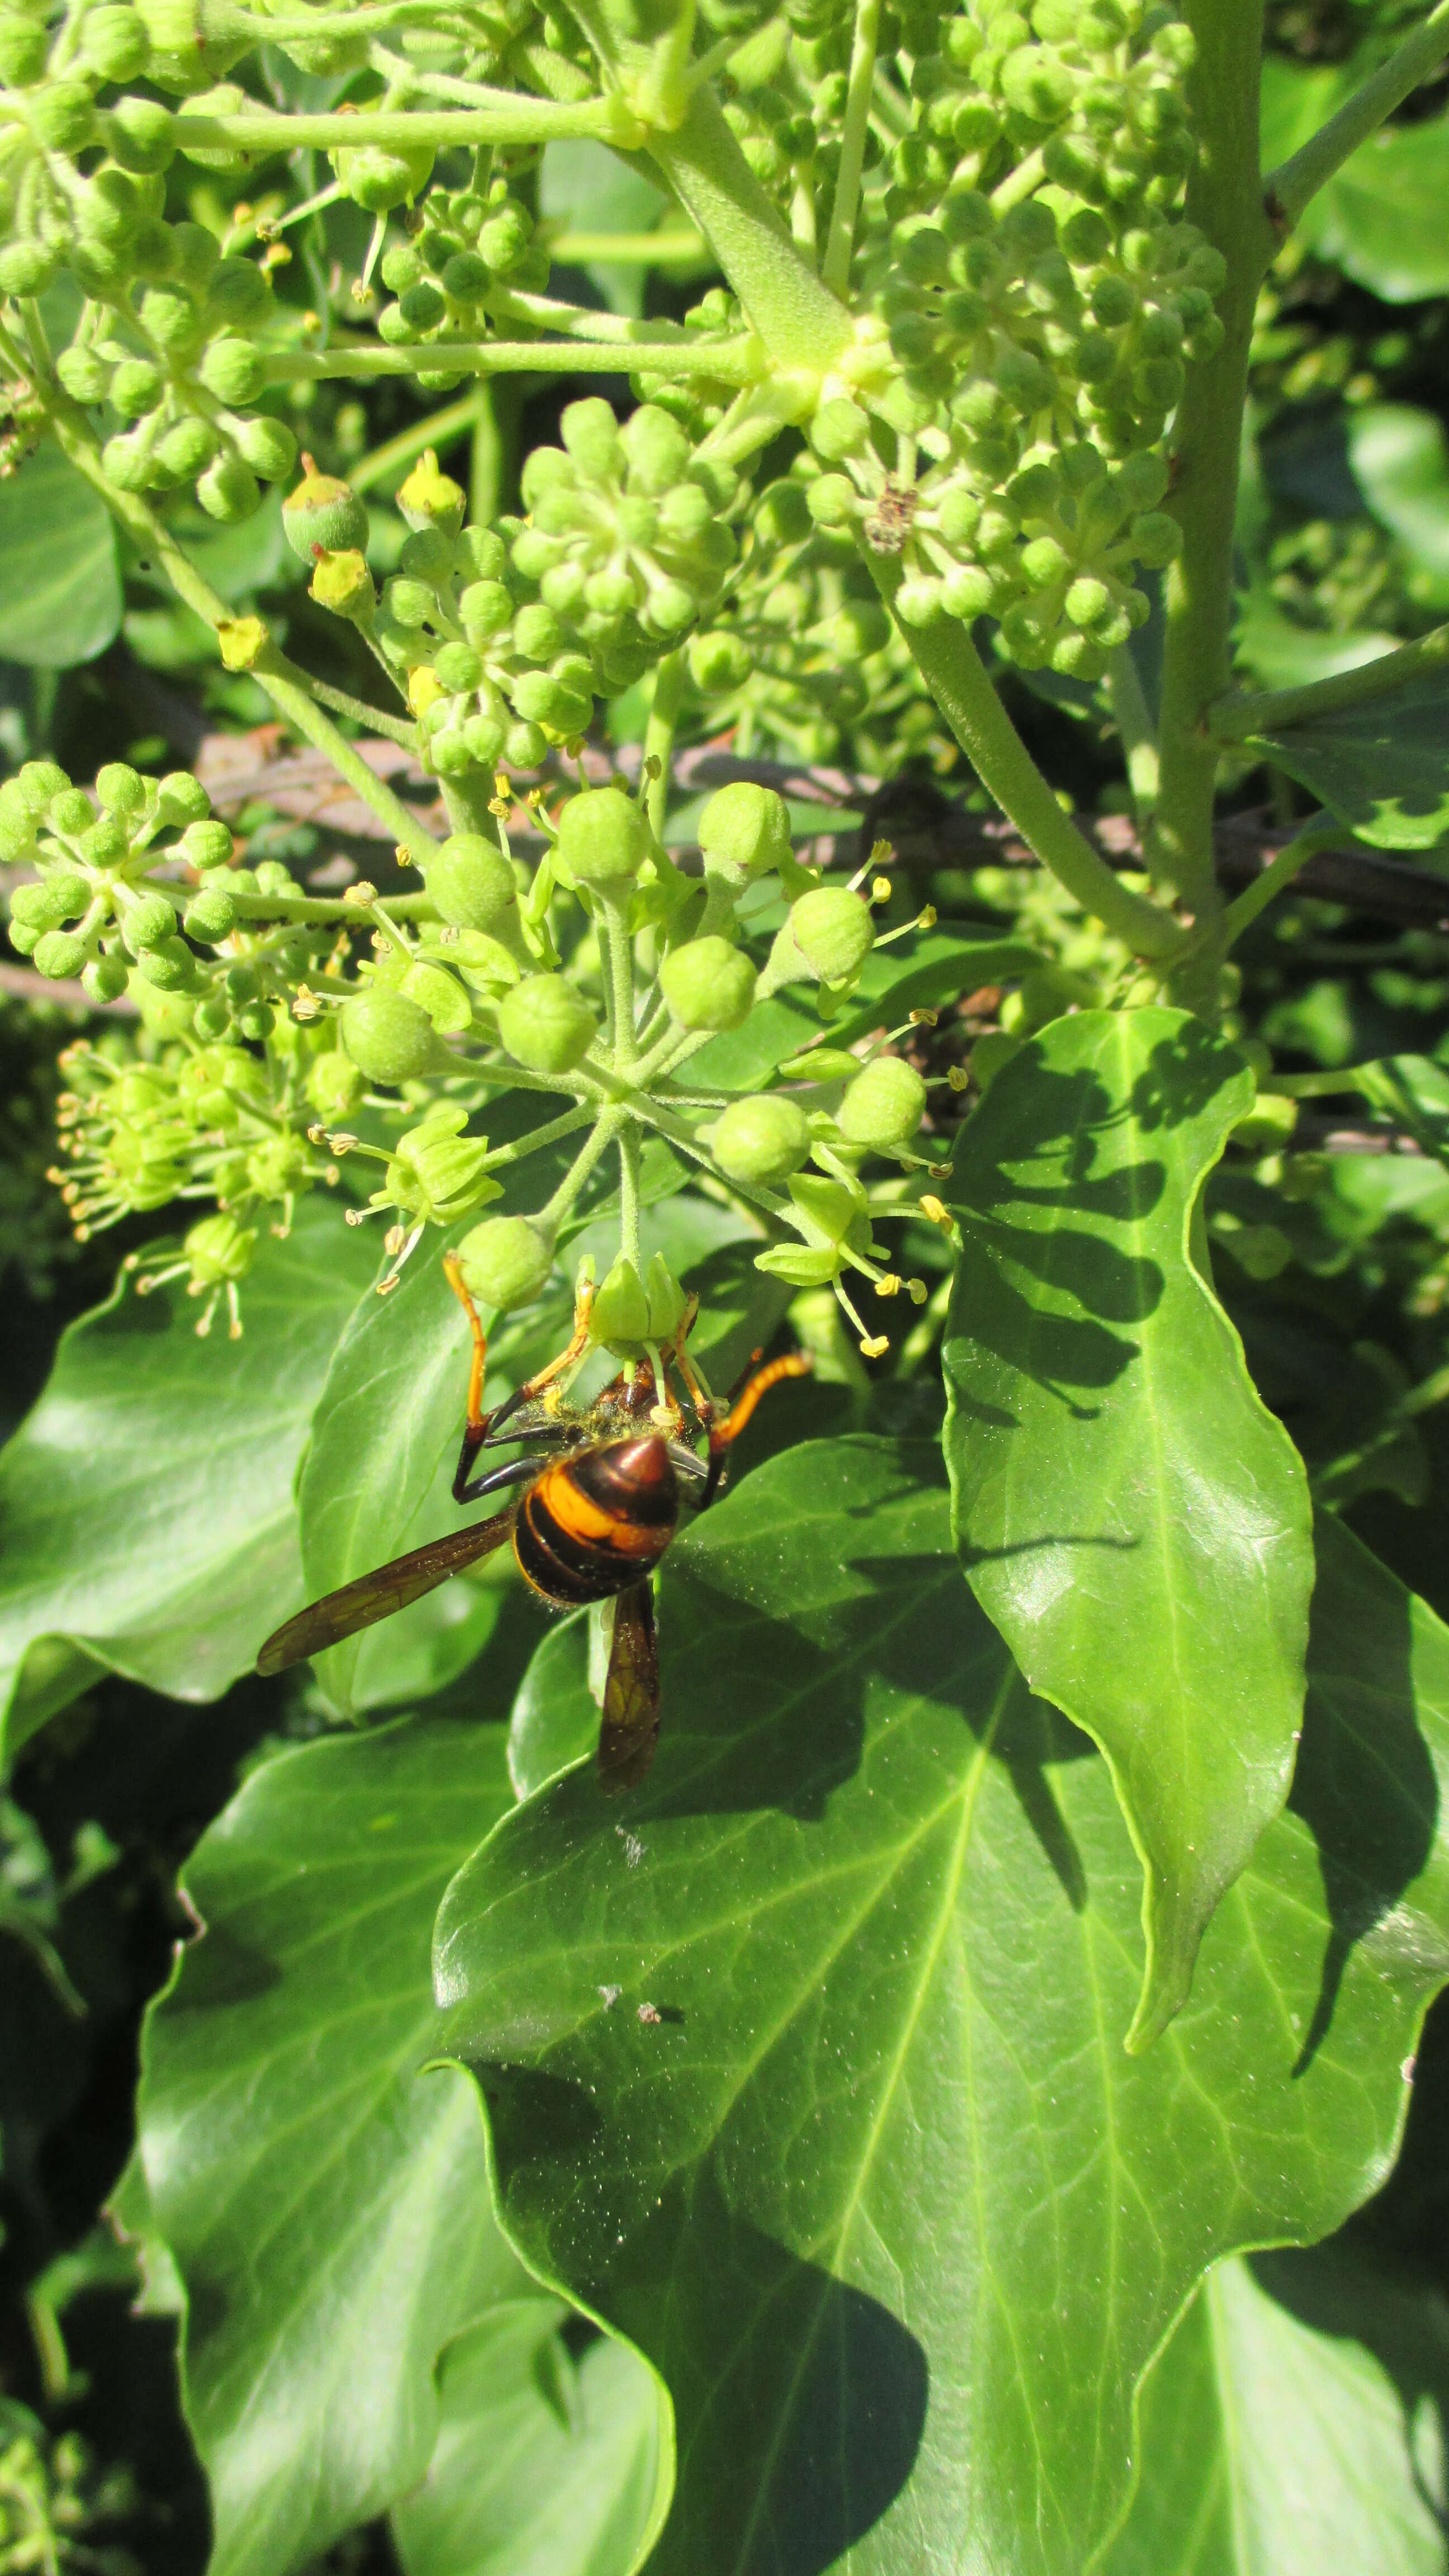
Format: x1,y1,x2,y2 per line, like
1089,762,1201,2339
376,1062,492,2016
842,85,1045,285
344,880,377,905
947,1064,970,1091
927,1161,953,1180
920,1195,952,1229
917,905,937,930
874,1273,902,1298
910,1007,939,1027
394,842,415,866
859,1333,890,1358
871,876,892,903
906,1278,929,1305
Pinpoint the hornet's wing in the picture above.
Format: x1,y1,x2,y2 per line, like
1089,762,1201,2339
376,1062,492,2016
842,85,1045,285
257,1505,516,1675
596,1581,661,1793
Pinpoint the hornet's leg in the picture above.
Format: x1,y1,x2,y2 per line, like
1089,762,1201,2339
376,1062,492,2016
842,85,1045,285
700,1349,813,1510
446,1254,598,1501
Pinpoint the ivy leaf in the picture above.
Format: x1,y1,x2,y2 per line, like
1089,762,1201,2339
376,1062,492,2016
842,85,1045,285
690,930,1041,1093
433,1440,1449,2576
0,1202,376,1764
135,1713,537,2576
391,2300,665,2576
1354,1055,1449,1164
1247,675,1449,850
941,1008,1314,2048
1261,63,1449,302
1102,2247,1449,2573
0,442,121,665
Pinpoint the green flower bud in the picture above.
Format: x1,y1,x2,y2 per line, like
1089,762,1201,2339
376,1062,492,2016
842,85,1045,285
195,336,263,406
592,1253,651,1353
134,932,196,988
83,953,131,1003
560,395,623,481
184,1212,256,1286
460,579,514,644
496,973,597,1074
81,6,151,77
505,720,547,769
660,934,756,1033
183,885,238,940
645,1251,687,1340
29,79,98,151
710,1093,812,1187
197,451,261,522
836,1055,927,1149
244,1134,309,1199
124,890,179,951
103,95,176,170
155,416,218,480
205,254,269,328
754,1243,843,1287
12,870,89,930
785,886,874,984
422,835,517,934
687,629,752,691
331,139,434,212
0,14,49,81
340,988,441,1082
158,770,209,822
234,415,297,483
56,347,113,406
236,1000,275,1040
509,670,591,736
621,405,690,496
397,447,465,536
180,818,233,866
32,930,88,979
806,473,859,530
454,1212,553,1311
192,992,232,1038
1129,509,1182,570
283,454,368,560
433,640,482,692
7,919,40,955
305,1048,365,1117
553,786,650,894
697,781,792,887
400,957,472,1036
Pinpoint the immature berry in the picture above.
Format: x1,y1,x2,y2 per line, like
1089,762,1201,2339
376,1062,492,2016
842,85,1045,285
836,1055,927,1148
553,786,651,894
423,836,518,933
340,989,441,1082
698,782,792,887
455,1214,554,1311
785,887,875,984
496,974,598,1074
283,456,369,561
660,936,757,1033
710,1094,812,1187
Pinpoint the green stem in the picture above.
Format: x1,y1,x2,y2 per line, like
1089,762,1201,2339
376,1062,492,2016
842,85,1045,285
618,1121,643,1276
600,900,639,1071
866,567,1185,958
1106,645,1159,825
46,409,440,860
478,1102,595,1169
1216,818,1340,949
169,94,644,158
822,0,881,294
540,1110,620,1229
642,650,686,839
643,83,854,374
1266,0,1449,226
224,890,441,922
304,673,416,746
1207,621,1449,740
266,335,761,385
1148,0,1274,922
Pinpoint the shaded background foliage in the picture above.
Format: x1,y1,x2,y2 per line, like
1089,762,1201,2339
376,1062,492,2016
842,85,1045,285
10,1,1449,2568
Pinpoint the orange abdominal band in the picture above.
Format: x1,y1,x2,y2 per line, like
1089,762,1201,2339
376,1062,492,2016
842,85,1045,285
531,1465,666,1558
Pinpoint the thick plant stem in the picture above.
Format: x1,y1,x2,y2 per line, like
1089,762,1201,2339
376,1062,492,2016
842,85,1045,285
1208,621,1449,739
822,0,881,294
47,412,440,861
169,96,642,155
643,86,855,375
1266,0,1449,226
601,902,639,1072
268,335,761,386
1149,0,1274,925
869,567,1185,959
541,1111,621,1232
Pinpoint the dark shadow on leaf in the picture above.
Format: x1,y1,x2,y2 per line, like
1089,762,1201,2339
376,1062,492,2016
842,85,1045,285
158,1923,282,2011
1129,1021,1242,1130
1249,2243,1449,2537
1288,1522,1438,2075
465,2101,931,2576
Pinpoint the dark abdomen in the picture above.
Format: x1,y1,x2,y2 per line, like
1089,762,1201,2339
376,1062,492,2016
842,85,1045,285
513,1435,679,1606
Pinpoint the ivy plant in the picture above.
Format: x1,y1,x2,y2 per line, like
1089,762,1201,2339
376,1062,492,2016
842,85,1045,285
4,0,1449,2566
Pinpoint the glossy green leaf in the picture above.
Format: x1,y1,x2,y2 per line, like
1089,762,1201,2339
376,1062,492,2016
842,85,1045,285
135,1713,535,2576
391,2300,664,2576
433,1440,1449,2576
941,1008,1313,2047
1355,1056,1449,1165
0,441,121,666
1103,2248,1449,2574
0,1202,376,1764
689,930,1042,1094
1248,676,1449,849
1349,406,1449,609
1261,63,1449,302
